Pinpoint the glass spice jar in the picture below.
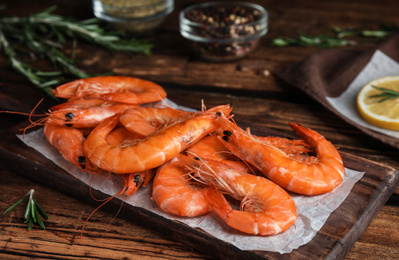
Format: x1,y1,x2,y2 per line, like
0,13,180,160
92,0,174,35
180,1,268,62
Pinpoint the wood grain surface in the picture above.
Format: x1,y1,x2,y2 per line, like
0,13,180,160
1,0,399,259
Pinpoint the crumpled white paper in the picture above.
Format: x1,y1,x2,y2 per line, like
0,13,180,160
327,50,399,139
18,99,365,254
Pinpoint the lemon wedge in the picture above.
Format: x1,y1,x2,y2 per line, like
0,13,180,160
357,76,399,131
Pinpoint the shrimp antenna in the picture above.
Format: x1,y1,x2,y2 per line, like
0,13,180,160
83,146,115,174
182,155,235,195
153,97,195,114
88,173,115,202
2,98,52,138
201,99,206,112
202,160,235,195
103,199,124,239
79,185,125,243
152,96,172,108
0,98,47,118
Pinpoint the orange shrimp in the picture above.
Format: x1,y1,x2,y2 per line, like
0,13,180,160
177,155,297,235
53,76,167,104
217,118,345,195
43,121,99,174
83,105,232,174
119,106,189,137
47,102,136,129
185,135,250,173
152,159,211,217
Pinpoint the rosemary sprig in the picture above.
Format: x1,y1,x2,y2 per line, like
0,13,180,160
272,24,399,48
272,31,356,48
2,189,49,230
370,85,399,103
332,25,399,39
0,6,153,98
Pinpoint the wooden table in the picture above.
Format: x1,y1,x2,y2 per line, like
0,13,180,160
1,0,399,259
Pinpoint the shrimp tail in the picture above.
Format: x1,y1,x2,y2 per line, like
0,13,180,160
52,80,80,99
289,122,322,147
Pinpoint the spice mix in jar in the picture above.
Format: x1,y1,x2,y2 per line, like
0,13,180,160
93,0,174,35
180,1,268,61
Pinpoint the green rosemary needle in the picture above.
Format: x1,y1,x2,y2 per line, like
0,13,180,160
2,189,49,230
332,25,399,39
370,85,399,103
0,6,153,98
272,31,356,48
272,24,398,48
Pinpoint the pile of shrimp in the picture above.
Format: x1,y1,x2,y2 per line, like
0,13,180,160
41,76,345,236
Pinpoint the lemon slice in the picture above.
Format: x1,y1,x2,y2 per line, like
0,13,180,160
357,76,399,131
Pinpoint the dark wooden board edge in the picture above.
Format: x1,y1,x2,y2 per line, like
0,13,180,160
316,153,398,260
0,139,263,260
1,122,398,260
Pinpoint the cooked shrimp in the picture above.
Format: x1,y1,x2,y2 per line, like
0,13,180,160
178,155,297,235
119,106,189,137
83,105,232,174
53,76,167,104
43,121,99,174
152,159,211,217
185,135,250,173
47,102,135,129
217,118,345,195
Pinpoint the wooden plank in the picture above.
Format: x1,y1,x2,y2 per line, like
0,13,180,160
0,1,398,258
1,114,398,260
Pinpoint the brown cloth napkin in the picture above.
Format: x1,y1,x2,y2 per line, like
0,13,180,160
276,33,399,149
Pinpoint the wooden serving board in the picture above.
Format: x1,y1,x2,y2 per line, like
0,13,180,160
0,114,398,260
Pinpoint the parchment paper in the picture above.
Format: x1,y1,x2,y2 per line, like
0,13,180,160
18,99,365,254
327,50,399,139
